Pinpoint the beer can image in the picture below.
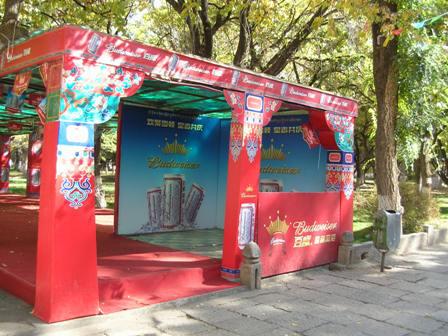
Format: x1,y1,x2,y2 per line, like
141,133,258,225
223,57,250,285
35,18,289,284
238,203,255,249
30,168,40,187
184,183,205,227
281,82,288,96
231,70,240,85
87,33,102,54
147,187,162,229
162,174,185,228
260,179,283,192
168,54,179,72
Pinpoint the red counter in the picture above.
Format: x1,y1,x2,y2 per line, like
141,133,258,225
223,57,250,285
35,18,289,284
257,192,342,277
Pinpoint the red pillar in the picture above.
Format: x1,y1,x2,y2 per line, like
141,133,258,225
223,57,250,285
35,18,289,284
340,151,354,235
221,91,281,281
326,150,354,237
26,128,43,198
0,136,11,193
34,121,98,322
33,56,144,322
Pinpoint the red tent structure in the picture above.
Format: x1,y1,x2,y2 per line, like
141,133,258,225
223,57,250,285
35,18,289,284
0,26,357,323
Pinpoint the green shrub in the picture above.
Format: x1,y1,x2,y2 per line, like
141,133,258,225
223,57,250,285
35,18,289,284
400,182,440,234
353,189,377,242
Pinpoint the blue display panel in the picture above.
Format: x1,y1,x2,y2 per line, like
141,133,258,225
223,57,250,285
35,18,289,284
117,107,326,235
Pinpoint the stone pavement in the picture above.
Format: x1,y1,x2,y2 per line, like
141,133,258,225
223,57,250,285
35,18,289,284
3,244,448,336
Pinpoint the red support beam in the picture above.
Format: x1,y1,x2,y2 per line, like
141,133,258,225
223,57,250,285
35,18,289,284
0,136,11,193
26,128,43,198
221,90,281,281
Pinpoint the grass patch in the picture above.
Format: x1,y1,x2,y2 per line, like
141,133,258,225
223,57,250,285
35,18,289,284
430,190,448,227
7,171,448,239
8,170,26,195
101,175,116,208
353,187,377,243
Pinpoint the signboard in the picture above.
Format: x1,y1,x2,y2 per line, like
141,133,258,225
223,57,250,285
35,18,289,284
257,192,340,277
0,26,357,117
117,106,222,234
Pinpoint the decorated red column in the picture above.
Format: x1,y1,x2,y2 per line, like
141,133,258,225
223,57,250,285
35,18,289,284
221,90,281,281
26,128,44,198
326,150,355,237
0,136,11,193
35,120,98,322
34,56,144,322
309,110,355,238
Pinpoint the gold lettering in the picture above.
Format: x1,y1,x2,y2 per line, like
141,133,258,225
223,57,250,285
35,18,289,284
260,166,300,175
147,156,200,169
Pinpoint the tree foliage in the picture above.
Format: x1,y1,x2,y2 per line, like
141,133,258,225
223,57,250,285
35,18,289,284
2,0,448,215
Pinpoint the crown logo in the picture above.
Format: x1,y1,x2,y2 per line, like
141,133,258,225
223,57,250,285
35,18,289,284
265,211,289,236
245,185,254,193
161,134,188,155
262,139,286,161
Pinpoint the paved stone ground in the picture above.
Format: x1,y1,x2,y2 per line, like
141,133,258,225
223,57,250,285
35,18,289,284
3,243,448,336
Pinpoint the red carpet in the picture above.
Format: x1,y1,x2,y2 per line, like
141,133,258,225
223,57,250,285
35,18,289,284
0,194,237,315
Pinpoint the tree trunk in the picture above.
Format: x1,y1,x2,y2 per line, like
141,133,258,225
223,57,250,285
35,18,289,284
418,137,432,193
0,0,28,52
356,167,366,188
233,2,251,67
372,1,402,212
94,126,107,209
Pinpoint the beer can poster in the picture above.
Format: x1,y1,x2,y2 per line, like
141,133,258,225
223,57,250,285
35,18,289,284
117,106,221,234
258,115,327,192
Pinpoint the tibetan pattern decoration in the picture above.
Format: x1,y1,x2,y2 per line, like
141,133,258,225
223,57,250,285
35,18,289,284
245,133,259,163
326,112,354,152
262,97,281,126
335,131,354,152
60,177,92,209
325,112,354,134
39,59,64,123
57,121,95,209
229,122,243,162
59,57,144,123
302,122,320,149
224,90,245,123
6,71,31,113
325,151,355,199
224,90,282,164
325,164,342,192
341,165,355,200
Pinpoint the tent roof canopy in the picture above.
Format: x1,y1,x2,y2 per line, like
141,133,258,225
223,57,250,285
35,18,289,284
0,25,358,135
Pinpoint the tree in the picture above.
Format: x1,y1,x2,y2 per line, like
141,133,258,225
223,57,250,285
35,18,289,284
372,1,402,212
399,40,448,192
133,0,338,75
0,0,28,52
